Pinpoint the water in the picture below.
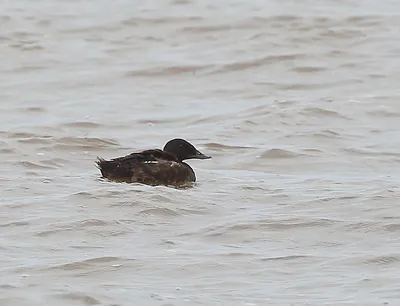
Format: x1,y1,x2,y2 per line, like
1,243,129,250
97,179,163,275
1,0,400,305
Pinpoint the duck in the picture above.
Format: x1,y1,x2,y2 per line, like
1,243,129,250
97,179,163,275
96,138,211,187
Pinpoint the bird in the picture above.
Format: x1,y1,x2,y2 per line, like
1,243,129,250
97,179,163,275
96,138,211,187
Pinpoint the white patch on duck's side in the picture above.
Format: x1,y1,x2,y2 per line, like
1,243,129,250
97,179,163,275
170,162,180,167
143,161,159,164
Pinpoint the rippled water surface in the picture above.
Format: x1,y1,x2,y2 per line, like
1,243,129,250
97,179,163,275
1,0,400,305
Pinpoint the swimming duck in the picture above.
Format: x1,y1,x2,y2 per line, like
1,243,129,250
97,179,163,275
96,138,211,186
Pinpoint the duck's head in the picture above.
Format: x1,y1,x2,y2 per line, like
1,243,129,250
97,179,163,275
163,138,211,162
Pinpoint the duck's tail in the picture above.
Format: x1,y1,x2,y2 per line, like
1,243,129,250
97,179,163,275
95,156,133,182
95,157,113,178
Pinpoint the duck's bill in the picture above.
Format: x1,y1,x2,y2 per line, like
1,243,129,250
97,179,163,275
190,150,211,160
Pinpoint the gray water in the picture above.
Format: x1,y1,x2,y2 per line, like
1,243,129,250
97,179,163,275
1,0,400,305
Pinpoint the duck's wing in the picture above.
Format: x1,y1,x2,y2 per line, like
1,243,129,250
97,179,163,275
137,149,179,162
96,149,179,181
110,149,178,163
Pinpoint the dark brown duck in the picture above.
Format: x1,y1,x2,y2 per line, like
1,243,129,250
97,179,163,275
96,138,211,186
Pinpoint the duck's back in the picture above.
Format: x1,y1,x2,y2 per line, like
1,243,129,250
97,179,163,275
96,149,196,186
